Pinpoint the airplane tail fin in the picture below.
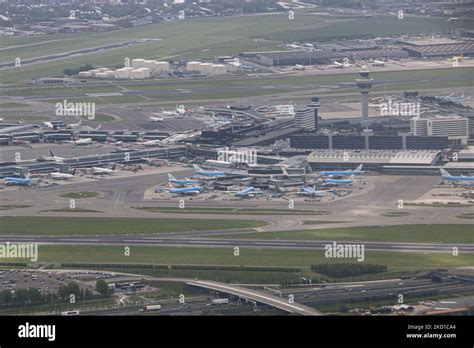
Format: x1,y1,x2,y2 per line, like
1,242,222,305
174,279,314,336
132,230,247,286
355,164,363,172
440,169,450,177
350,174,355,181
72,168,76,176
112,164,117,171
168,173,176,181
50,150,54,157
281,167,289,177
193,164,202,172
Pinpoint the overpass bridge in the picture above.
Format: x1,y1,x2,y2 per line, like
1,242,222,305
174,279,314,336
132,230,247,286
187,279,322,316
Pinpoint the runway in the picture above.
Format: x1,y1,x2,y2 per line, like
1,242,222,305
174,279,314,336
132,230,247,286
1,235,472,253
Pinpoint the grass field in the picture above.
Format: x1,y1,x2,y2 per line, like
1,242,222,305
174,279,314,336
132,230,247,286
215,224,474,244
0,102,30,108
26,245,474,269
0,216,267,236
0,13,471,83
81,113,115,122
457,213,474,219
59,192,99,199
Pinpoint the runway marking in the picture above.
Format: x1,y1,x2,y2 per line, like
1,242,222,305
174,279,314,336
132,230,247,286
59,238,99,242
255,242,297,246
188,241,229,244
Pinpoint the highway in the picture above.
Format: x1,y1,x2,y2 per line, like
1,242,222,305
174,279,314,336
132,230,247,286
187,279,322,315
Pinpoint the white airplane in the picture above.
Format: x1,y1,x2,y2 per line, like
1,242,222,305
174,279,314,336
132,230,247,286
66,136,93,146
435,94,471,104
161,110,178,116
149,116,164,122
140,139,165,147
372,60,385,67
298,186,330,197
91,165,117,175
225,186,264,198
67,119,82,129
40,150,66,163
0,117,4,122
332,60,353,68
49,170,76,180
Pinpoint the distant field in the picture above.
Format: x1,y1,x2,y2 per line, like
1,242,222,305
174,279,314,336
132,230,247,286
215,224,474,244
264,16,474,42
25,245,474,269
0,216,267,236
0,102,29,108
0,13,470,83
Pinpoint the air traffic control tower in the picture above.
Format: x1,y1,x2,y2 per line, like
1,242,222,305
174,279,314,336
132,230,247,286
356,66,374,127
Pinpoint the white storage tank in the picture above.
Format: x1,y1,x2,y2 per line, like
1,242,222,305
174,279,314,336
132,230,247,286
88,69,100,77
115,69,130,79
131,59,146,68
211,64,227,75
154,61,170,73
131,68,150,79
78,71,92,78
95,72,109,79
186,61,202,71
199,63,213,75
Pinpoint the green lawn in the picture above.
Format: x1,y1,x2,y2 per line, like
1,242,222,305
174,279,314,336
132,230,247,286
0,216,267,236
59,192,99,199
215,224,474,244
26,245,474,269
0,102,29,108
82,113,115,122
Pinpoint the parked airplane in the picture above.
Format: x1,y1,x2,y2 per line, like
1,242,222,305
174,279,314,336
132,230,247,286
372,59,385,67
435,94,471,104
3,175,32,186
156,185,205,195
193,164,226,177
226,186,263,198
332,60,353,68
319,165,364,176
40,150,66,162
67,119,82,129
168,173,200,186
298,186,331,197
149,116,164,122
91,165,117,175
140,139,165,147
440,169,474,183
66,136,93,146
320,174,356,186
49,169,76,180
12,139,32,148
